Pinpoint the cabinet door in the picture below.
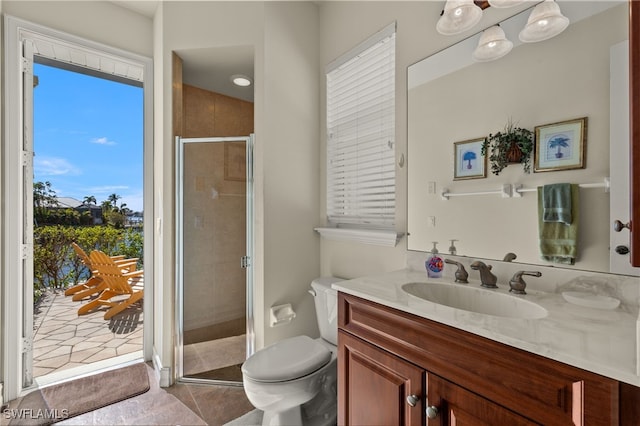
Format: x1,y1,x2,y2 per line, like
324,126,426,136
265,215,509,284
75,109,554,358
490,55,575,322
426,373,539,426
338,330,424,426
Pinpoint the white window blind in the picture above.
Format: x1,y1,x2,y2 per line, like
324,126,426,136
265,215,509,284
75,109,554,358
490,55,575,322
326,23,396,229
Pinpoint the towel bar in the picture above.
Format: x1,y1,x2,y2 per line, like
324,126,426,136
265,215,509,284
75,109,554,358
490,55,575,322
513,177,610,197
440,178,610,200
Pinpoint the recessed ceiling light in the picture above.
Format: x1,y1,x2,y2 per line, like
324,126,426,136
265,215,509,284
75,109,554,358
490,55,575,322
231,74,252,87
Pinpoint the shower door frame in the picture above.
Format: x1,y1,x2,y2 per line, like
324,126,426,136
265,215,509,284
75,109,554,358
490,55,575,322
175,135,255,386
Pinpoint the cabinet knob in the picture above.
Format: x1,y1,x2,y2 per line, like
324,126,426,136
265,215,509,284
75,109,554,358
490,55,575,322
406,394,419,407
426,405,439,419
613,220,631,232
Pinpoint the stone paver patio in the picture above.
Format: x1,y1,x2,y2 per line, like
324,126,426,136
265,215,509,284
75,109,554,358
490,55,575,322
32,288,143,378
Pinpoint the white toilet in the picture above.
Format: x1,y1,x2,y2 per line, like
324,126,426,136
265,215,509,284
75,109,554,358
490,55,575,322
241,277,343,426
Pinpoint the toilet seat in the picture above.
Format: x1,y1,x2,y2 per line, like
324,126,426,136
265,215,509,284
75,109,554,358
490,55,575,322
242,335,331,383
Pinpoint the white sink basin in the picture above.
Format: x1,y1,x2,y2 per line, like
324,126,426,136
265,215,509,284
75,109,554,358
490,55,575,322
401,282,548,319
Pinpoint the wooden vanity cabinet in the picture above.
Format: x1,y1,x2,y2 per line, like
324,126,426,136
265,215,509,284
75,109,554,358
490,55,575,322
337,292,640,425
339,330,423,425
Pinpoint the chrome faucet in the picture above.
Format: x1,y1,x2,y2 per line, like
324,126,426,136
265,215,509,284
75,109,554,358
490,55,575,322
509,271,542,295
470,261,498,288
444,259,468,283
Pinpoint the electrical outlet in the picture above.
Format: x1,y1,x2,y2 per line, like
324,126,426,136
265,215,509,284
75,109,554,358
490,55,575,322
428,216,436,227
428,181,436,194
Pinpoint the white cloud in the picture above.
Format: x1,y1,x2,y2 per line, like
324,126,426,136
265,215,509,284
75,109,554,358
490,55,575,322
91,136,116,146
34,157,81,176
88,185,130,195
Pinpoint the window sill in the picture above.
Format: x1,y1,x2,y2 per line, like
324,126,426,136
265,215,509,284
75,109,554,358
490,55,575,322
314,227,402,247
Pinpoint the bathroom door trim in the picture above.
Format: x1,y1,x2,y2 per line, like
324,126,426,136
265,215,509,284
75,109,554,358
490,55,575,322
175,135,255,386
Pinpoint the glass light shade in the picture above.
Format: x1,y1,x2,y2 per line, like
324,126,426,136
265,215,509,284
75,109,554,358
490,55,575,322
518,0,569,43
472,25,513,62
488,0,525,7
436,0,483,35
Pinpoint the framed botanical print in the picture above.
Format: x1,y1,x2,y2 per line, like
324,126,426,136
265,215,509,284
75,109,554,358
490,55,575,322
454,137,487,180
534,117,587,172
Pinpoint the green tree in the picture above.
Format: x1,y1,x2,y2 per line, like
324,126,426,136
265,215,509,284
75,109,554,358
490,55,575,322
108,193,121,211
33,181,58,224
33,225,144,303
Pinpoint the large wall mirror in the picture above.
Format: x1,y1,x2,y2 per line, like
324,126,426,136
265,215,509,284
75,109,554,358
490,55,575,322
408,2,632,274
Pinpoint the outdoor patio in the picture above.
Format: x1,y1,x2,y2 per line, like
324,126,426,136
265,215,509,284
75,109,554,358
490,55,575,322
32,288,143,378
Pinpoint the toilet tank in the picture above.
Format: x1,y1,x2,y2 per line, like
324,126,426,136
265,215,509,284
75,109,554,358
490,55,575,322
310,277,343,346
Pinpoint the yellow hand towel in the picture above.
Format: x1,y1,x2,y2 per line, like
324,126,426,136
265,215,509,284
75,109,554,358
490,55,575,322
538,184,579,265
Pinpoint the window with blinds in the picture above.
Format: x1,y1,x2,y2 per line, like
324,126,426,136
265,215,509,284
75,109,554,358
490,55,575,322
326,23,396,229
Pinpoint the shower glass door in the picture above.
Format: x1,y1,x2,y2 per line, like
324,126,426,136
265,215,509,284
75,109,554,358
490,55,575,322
176,135,254,385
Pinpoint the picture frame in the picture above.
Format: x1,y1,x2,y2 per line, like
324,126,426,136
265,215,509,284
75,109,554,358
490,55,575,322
453,137,487,180
224,142,246,181
534,117,587,172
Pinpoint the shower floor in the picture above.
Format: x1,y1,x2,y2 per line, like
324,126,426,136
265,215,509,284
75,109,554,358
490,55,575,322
183,318,247,382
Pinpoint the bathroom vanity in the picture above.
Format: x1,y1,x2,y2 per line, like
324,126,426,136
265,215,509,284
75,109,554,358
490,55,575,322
334,268,640,425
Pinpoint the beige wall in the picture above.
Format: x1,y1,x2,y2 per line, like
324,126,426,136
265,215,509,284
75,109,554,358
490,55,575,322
261,2,321,346
316,1,618,278
159,1,321,371
2,0,322,388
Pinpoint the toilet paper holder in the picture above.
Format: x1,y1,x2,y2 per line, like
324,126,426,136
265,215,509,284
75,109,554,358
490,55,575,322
269,303,296,327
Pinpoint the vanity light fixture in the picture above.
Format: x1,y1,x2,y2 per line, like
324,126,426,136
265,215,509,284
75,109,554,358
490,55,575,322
472,25,513,62
231,74,252,87
518,0,569,43
436,0,483,35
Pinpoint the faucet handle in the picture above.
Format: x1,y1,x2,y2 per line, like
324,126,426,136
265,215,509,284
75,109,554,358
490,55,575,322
509,271,541,295
444,259,469,283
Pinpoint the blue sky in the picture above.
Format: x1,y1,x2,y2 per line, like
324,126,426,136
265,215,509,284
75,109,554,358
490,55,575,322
34,63,144,212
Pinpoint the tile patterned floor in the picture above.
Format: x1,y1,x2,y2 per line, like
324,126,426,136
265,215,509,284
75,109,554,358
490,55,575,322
2,363,256,425
6,289,256,425
32,289,143,378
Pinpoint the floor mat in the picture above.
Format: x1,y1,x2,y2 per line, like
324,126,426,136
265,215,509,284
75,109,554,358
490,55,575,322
9,362,150,425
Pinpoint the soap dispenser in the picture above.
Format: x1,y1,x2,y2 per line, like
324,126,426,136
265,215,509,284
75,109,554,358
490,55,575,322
425,242,444,278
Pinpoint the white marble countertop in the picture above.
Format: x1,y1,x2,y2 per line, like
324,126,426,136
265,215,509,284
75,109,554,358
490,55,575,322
333,268,640,386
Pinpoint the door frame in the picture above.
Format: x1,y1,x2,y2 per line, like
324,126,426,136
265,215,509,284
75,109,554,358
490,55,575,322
175,135,255,386
2,15,154,402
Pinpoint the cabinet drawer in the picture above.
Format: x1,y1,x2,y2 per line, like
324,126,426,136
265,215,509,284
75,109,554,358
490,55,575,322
338,293,619,425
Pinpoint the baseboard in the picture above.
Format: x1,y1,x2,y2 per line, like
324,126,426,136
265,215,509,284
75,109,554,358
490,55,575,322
152,351,172,388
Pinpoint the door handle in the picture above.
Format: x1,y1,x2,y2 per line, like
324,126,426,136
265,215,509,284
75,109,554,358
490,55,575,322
613,220,632,232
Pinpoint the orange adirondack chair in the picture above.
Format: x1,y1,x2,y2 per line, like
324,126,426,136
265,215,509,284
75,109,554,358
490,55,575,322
65,242,138,301
77,250,144,320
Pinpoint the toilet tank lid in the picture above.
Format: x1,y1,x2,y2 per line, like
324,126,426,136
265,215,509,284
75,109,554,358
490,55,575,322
311,276,344,292
241,335,331,383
